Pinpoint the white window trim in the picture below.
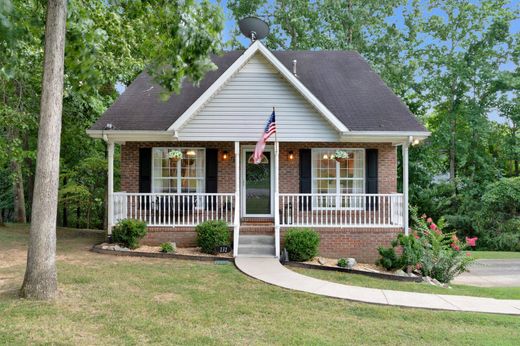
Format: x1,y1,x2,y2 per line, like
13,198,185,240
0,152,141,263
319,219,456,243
311,148,366,210
151,147,206,194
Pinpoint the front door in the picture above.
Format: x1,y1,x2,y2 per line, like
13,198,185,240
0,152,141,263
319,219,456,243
241,147,274,217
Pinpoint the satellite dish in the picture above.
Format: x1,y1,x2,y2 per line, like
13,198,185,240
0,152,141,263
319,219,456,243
238,17,269,42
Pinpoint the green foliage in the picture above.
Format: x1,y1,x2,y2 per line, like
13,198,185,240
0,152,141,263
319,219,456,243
377,209,475,283
160,242,175,253
196,220,230,254
337,258,347,268
112,219,147,249
284,228,320,262
376,246,401,271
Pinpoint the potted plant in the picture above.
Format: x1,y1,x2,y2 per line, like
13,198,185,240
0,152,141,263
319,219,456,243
168,149,183,163
334,150,349,163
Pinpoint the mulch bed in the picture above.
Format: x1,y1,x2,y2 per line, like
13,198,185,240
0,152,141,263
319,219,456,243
91,243,234,263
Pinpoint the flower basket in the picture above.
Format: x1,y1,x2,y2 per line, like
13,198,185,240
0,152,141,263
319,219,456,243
334,150,349,163
168,150,183,163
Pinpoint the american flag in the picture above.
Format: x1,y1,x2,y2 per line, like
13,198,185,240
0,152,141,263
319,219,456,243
253,110,276,164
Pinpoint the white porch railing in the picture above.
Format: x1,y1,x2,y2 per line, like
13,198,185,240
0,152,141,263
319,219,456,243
278,193,404,227
112,192,236,227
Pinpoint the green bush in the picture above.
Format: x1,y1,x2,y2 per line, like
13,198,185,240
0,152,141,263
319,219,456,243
112,219,147,249
284,228,320,261
376,244,401,270
475,177,520,251
376,209,475,283
337,258,347,268
196,220,230,254
160,242,175,253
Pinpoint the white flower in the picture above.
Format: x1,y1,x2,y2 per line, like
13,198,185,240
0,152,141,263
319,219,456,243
334,150,348,159
168,150,183,160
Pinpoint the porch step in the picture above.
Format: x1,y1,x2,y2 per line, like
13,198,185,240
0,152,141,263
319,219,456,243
239,235,275,245
239,225,274,235
238,235,275,256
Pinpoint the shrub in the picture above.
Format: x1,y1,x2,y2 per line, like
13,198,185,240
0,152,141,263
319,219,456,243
337,258,347,268
475,177,520,251
112,219,147,249
376,244,401,270
285,228,320,261
196,220,230,254
376,208,476,283
160,242,175,253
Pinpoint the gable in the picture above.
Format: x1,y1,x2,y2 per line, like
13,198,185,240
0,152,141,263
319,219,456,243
177,53,339,141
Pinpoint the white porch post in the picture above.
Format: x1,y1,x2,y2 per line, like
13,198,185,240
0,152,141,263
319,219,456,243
107,140,115,238
233,141,240,257
274,141,280,258
402,140,409,235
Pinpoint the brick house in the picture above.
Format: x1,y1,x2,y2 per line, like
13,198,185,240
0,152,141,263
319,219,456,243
87,41,429,262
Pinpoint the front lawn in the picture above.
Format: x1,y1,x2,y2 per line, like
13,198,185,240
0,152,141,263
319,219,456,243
1,224,520,344
469,251,520,260
291,267,520,300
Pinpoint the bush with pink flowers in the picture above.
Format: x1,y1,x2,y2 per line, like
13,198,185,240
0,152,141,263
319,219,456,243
377,207,475,283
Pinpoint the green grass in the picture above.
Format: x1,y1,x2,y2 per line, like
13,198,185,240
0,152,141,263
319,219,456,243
291,267,520,300
469,251,520,260
1,224,520,345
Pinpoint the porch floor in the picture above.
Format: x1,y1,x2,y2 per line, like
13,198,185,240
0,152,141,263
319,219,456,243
235,257,520,315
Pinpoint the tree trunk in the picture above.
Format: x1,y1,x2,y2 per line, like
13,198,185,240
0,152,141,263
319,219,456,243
20,0,67,300
76,206,80,228
62,177,67,227
12,160,27,223
23,133,35,222
7,128,27,223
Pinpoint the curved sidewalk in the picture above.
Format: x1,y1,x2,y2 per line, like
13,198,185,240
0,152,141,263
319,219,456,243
235,257,520,315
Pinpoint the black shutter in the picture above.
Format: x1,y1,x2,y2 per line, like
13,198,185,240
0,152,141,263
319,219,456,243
139,148,152,193
205,149,219,211
365,149,378,210
205,149,218,193
299,149,312,210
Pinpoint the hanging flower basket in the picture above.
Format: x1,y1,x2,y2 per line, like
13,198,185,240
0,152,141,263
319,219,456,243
334,150,349,163
168,150,183,163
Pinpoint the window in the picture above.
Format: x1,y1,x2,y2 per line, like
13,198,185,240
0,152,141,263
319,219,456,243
311,148,365,209
152,148,205,193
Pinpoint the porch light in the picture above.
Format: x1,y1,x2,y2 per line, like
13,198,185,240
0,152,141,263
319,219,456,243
288,151,294,160
222,151,229,160
186,150,196,156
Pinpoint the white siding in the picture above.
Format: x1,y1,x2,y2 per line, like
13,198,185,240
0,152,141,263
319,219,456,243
177,53,339,141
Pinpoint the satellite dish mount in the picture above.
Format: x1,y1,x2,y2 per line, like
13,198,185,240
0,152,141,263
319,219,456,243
238,17,269,43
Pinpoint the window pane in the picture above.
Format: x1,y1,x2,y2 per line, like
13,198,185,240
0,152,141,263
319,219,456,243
152,148,205,193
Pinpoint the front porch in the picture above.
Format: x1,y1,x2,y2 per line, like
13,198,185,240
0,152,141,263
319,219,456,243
106,140,410,260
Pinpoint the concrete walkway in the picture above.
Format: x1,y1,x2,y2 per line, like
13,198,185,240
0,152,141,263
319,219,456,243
453,259,520,287
235,257,520,315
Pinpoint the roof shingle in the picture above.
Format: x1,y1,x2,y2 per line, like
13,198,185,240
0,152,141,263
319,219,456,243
90,50,426,132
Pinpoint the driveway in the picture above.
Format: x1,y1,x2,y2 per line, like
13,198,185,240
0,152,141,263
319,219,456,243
453,259,520,287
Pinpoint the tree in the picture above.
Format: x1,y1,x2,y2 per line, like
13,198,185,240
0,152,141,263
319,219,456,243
20,0,67,299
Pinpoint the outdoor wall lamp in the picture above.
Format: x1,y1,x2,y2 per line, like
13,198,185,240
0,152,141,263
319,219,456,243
222,151,229,160
288,151,294,160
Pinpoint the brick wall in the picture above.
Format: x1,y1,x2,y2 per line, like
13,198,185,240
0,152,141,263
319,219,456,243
120,141,397,194
142,226,399,263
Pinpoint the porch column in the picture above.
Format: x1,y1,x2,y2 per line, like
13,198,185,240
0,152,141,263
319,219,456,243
107,140,115,238
233,141,240,257
274,141,280,258
402,140,409,235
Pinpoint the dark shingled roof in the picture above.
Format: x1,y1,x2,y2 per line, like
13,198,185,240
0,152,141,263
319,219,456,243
90,50,426,132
